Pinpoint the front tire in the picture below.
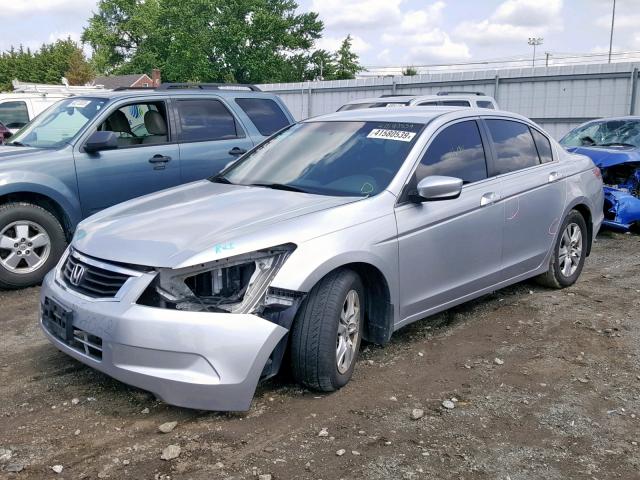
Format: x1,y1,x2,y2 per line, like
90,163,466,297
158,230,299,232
536,209,588,289
290,269,364,391
0,202,67,289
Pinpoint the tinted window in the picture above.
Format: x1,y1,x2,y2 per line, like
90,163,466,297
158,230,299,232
531,128,553,163
477,100,495,109
486,120,540,175
177,99,239,142
235,98,290,136
416,120,487,184
418,101,439,106
441,100,471,107
0,101,29,129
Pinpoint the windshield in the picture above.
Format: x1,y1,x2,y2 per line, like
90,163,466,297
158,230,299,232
9,97,107,148
560,119,640,148
218,121,423,197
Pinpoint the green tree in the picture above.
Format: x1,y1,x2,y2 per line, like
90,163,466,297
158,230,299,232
333,35,364,80
402,66,418,76
0,39,93,91
82,0,324,84
65,49,95,85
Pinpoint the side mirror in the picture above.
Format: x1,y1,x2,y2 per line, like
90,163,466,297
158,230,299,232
84,131,118,153
414,175,463,201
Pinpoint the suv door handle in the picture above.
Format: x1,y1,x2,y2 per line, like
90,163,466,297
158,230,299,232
228,147,247,156
548,171,562,183
148,155,172,163
480,192,501,206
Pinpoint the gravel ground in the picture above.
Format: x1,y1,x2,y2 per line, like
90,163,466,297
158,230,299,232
1,230,639,479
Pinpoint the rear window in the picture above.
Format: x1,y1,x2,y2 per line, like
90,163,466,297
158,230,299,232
176,99,240,142
486,119,540,175
235,98,290,136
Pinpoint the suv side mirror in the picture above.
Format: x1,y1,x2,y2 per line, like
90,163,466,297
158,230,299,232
85,131,118,153
414,176,463,201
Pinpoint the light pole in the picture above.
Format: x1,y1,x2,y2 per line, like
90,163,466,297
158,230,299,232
608,0,616,63
528,37,544,68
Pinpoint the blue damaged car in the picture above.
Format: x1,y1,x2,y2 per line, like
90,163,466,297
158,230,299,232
560,117,640,232
0,84,293,288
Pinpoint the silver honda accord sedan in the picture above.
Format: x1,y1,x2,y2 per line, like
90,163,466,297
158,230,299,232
40,107,604,411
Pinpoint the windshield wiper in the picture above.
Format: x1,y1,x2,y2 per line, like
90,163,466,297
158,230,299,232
596,142,636,148
209,174,234,185
249,182,309,193
5,141,27,147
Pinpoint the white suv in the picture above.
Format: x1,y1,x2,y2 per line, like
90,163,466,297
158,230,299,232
338,91,498,111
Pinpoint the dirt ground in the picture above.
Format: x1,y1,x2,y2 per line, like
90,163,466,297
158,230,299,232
1,231,639,480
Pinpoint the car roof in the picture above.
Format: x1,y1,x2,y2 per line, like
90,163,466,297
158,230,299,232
308,106,529,125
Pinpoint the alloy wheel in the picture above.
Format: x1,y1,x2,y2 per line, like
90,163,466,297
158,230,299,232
558,222,582,278
0,221,51,274
336,289,360,374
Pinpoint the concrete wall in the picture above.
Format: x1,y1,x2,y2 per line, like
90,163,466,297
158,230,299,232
259,62,640,140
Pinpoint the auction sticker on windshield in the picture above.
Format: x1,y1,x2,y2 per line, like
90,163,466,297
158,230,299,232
367,128,416,142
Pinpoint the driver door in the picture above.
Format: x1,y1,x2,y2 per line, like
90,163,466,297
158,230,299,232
395,120,504,323
75,100,181,216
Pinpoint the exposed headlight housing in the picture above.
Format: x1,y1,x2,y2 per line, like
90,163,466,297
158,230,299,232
138,244,295,314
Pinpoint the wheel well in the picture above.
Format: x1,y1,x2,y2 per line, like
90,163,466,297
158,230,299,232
0,192,72,239
341,262,394,345
572,204,593,256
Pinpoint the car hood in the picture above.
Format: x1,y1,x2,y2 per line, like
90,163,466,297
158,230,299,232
0,145,52,162
73,180,362,268
565,146,640,169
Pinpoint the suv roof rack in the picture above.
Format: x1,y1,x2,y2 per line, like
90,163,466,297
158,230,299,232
437,91,485,96
156,83,261,92
378,94,411,98
112,87,156,91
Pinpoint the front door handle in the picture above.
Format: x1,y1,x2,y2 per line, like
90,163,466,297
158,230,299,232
480,192,501,206
548,171,561,183
229,147,247,156
148,154,172,163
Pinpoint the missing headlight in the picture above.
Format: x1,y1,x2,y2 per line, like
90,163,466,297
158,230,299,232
137,244,295,314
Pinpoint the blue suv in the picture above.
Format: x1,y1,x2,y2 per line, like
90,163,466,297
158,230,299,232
0,83,294,288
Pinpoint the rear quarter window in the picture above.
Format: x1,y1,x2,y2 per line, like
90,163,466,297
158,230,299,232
476,100,495,109
530,128,554,163
235,98,290,136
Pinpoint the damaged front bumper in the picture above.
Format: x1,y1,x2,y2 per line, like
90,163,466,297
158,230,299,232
603,186,640,231
39,260,296,411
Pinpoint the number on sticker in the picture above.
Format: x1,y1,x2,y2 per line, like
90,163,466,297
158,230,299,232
367,129,416,142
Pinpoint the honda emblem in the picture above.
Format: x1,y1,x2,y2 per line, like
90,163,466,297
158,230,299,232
69,264,85,286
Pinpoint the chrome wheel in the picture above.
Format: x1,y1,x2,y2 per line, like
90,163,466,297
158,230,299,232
558,222,582,278
336,289,360,374
0,221,51,274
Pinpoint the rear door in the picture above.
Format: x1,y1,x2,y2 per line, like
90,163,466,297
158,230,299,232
482,118,566,278
75,98,180,216
395,119,504,323
174,97,255,182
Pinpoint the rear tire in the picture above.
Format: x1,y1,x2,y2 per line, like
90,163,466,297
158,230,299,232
0,202,67,289
290,269,364,391
536,209,587,289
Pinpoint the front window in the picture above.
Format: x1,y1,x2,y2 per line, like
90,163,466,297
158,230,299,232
560,119,640,148
9,97,107,149
218,121,423,197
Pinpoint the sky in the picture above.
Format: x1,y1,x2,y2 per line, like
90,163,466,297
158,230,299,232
1,0,639,75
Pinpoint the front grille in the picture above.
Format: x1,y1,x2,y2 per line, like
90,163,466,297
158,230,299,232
62,253,131,298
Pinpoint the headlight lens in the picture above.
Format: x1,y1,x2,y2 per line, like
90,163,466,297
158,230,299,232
138,244,295,314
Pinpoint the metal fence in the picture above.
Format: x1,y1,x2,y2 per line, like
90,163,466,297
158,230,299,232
259,61,640,139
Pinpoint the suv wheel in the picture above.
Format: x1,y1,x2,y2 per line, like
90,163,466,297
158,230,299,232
290,269,364,391
536,209,588,289
0,203,67,289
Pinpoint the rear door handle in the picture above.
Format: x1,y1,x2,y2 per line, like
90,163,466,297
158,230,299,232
148,155,172,163
480,192,501,206
548,171,562,183
229,147,247,156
